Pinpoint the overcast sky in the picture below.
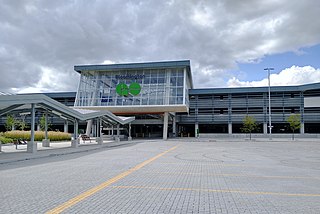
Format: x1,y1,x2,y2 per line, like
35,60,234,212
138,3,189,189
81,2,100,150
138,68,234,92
1,0,320,94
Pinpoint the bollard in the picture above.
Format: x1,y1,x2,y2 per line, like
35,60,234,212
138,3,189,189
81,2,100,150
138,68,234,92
96,137,103,145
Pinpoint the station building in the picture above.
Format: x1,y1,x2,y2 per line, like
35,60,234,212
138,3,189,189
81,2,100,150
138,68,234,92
74,60,193,139
1,60,320,139
73,60,320,138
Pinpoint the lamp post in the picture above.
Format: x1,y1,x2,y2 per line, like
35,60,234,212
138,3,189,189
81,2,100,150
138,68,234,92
264,68,274,140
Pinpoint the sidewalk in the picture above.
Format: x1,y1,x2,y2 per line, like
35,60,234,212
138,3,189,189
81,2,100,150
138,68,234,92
0,140,132,164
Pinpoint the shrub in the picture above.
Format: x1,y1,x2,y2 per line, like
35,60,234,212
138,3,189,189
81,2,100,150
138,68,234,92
3,131,71,141
0,136,14,144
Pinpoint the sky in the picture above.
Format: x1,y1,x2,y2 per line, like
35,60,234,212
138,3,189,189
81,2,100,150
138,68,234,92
0,0,320,94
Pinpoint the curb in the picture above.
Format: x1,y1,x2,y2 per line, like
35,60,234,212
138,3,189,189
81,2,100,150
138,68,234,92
0,141,135,165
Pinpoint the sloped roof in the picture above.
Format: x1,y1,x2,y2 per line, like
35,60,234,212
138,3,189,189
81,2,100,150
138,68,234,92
0,94,134,125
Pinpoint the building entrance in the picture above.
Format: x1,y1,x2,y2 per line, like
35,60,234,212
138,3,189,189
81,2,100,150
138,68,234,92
132,124,164,138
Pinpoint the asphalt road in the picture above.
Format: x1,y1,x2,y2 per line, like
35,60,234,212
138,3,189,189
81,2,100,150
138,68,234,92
1,139,319,213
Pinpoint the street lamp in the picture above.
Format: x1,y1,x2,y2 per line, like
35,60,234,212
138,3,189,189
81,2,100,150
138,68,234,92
264,68,274,140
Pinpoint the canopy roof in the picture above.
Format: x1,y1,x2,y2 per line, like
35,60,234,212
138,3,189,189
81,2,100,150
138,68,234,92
0,94,134,125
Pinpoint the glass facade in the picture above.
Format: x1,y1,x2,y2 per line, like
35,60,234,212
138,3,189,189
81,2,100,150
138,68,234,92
75,67,191,108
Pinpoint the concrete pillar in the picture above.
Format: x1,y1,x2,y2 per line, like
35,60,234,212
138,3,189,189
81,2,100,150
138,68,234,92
99,118,102,137
117,124,120,138
300,123,305,134
195,123,199,137
71,119,79,148
73,119,78,140
42,111,50,147
37,124,40,131
64,120,68,133
27,103,37,153
172,113,176,137
85,119,93,136
163,112,169,140
263,123,268,134
45,112,48,140
96,137,103,145
92,120,96,137
128,123,132,141
115,124,120,142
228,123,232,135
71,138,79,148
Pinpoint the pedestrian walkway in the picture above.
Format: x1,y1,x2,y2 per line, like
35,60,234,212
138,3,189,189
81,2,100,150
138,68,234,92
0,139,132,164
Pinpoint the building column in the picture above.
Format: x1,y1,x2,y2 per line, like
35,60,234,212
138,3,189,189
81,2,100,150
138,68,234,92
96,118,103,145
64,120,68,133
195,123,199,137
128,123,132,141
300,122,305,134
263,123,268,134
42,111,50,147
71,119,79,148
172,113,176,137
111,125,114,138
85,120,93,136
163,112,169,140
92,120,97,137
115,124,120,141
228,123,232,134
27,103,37,153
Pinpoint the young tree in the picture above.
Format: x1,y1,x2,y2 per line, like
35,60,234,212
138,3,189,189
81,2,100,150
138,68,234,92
287,114,301,140
17,120,29,131
5,115,17,131
241,115,258,140
39,114,51,131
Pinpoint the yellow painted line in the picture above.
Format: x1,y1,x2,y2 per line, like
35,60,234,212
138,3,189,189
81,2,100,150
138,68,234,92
46,145,179,214
160,162,263,167
111,185,320,197
148,171,320,180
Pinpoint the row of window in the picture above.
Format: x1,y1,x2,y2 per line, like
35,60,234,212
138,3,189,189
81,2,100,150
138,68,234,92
77,96,184,106
189,107,301,114
193,93,301,100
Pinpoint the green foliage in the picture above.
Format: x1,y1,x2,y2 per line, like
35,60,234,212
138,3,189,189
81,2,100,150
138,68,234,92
17,120,29,131
241,115,258,140
39,114,51,131
5,115,17,131
287,114,301,140
0,135,14,144
4,131,71,141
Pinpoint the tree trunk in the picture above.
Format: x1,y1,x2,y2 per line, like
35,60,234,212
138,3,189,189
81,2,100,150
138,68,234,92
292,130,294,140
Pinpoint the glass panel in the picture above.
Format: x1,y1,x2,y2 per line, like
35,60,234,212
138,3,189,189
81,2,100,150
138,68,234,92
75,66,188,107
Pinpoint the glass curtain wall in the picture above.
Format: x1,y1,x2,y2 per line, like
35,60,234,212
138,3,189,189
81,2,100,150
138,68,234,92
75,68,186,107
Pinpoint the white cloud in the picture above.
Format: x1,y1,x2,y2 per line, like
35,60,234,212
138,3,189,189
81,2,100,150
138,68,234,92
0,0,320,92
12,66,79,94
227,65,320,87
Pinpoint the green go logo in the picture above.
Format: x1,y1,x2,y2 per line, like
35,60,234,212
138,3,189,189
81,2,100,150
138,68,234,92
116,82,141,96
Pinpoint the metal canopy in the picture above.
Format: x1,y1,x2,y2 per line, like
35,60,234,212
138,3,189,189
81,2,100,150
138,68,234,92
0,94,134,125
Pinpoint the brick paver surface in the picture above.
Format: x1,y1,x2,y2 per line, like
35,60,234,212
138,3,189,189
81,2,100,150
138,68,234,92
0,139,319,213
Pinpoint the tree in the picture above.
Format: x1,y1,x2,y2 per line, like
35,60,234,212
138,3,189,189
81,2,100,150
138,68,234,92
39,114,51,131
287,114,301,140
241,115,258,140
17,120,29,131
5,115,17,131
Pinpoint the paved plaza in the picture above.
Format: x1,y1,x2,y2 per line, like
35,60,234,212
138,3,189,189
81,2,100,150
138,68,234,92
0,138,319,213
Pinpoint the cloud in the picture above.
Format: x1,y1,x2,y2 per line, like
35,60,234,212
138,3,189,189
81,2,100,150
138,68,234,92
0,0,320,93
227,65,320,87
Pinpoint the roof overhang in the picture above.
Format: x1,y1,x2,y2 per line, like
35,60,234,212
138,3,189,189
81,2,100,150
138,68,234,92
0,94,134,125
74,105,189,114
74,60,194,89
